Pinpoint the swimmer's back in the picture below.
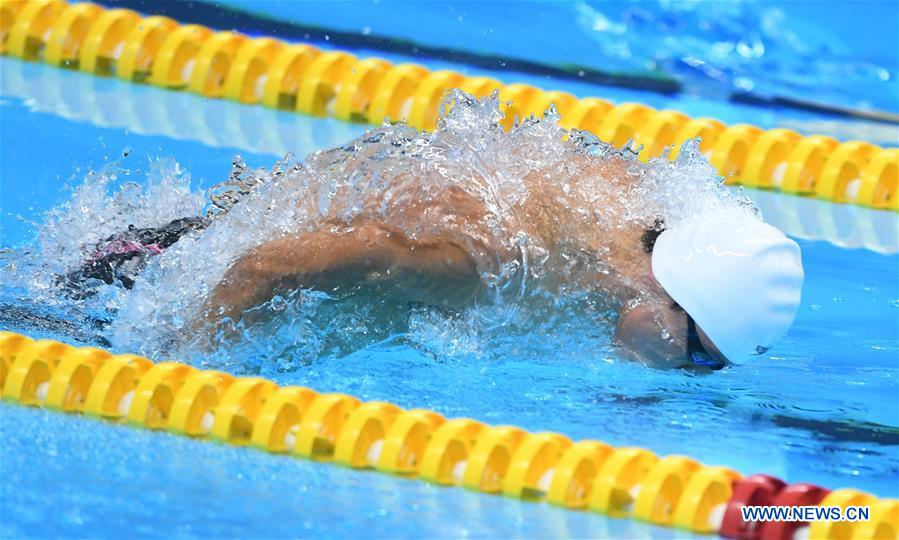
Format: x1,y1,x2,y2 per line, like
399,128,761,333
206,139,653,323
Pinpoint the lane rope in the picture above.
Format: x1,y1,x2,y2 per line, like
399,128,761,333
2,54,894,255
1,331,896,538
1,0,896,211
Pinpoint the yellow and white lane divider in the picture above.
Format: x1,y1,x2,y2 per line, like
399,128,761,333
1,331,896,538
1,0,896,211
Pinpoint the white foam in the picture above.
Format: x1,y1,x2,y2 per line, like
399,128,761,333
11,91,758,360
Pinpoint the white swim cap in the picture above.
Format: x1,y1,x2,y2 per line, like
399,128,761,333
650,216,804,365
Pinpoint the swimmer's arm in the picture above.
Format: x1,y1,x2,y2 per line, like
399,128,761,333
205,225,481,322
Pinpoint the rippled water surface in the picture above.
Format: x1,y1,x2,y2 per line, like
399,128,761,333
218,0,899,114
1,56,897,539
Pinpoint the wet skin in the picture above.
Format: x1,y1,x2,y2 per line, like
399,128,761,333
206,151,727,369
615,301,728,370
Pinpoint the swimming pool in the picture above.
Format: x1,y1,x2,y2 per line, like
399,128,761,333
2,1,898,539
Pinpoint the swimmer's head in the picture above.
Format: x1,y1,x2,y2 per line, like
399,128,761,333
615,300,728,369
636,215,803,367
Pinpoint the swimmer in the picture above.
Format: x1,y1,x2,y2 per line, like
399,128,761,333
61,216,209,297
199,141,803,371
70,96,804,369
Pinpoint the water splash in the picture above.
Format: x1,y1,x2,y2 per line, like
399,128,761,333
1,158,206,323
6,91,759,366
573,0,898,113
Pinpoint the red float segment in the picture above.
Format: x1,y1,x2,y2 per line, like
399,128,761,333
758,483,831,540
720,474,787,539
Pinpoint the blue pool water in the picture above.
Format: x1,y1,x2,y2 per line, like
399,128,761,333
1,8,898,538
211,0,899,115
3,405,687,539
